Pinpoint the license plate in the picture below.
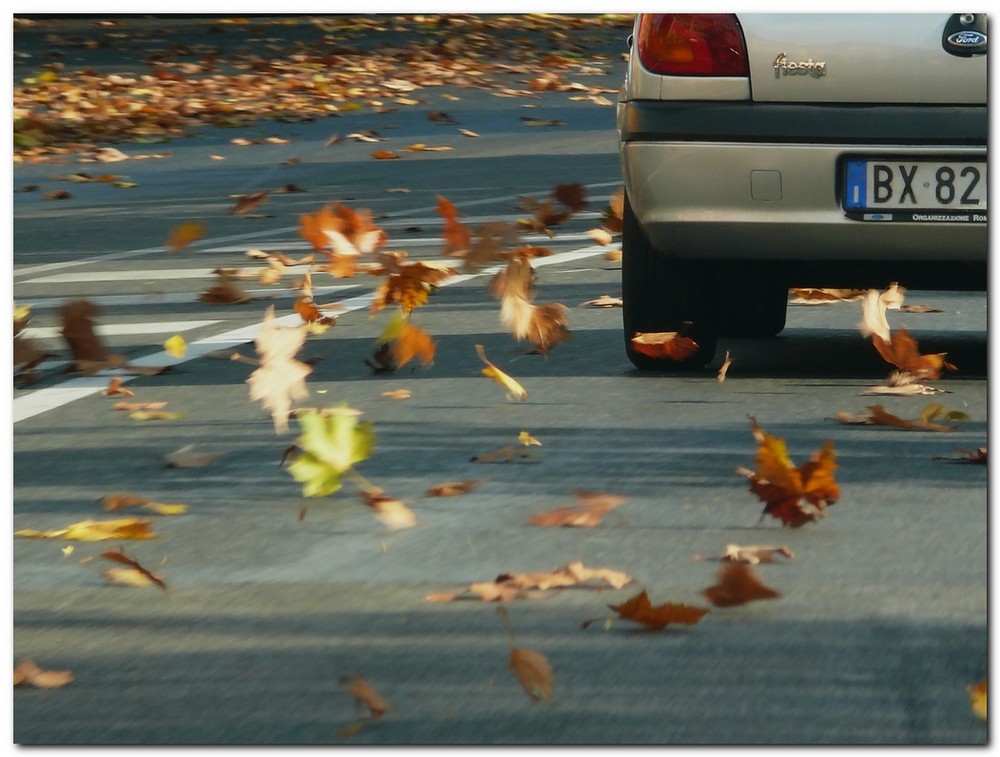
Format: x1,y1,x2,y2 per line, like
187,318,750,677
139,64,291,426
844,159,987,222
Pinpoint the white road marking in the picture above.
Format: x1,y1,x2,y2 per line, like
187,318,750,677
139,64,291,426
22,319,221,340
12,245,609,424
21,285,358,311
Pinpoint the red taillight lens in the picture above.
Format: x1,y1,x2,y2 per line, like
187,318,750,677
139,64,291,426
637,14,748,76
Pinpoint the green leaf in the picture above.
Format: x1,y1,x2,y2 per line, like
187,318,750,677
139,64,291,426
286,404,376,498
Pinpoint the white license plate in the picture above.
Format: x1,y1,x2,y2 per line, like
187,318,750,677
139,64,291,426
844,159,986,222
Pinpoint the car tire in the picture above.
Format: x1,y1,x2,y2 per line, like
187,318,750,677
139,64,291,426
621,194,717,369
715,265,788,338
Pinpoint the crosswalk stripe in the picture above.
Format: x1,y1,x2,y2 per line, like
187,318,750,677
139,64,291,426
22,320,221,340
13,245,608,424
22,284,359,311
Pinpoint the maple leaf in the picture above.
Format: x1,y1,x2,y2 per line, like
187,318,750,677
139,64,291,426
368,251,456,315
872,329,956,381
435,194,472,256
630,331,699,362
101,548,167,591
247,306,311,433
738,416,839,528
703,562,781,608
15,517,155,541
604,590,710,630
13,659,74,689
375,311,436,369
166,221,206,252
285,404,376,498
338,675,390,736
299,203,388,262
529,490,626,528
470,445,540,464
489,258,570,355
475,344,528,401
834,403,968,432
103,376,134,397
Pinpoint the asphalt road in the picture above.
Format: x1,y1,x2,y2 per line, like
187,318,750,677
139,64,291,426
11,15,988,746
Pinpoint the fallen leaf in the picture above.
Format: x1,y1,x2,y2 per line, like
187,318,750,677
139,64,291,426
717,351,733,382
518,431,541,447
102,492,187,516
166,221,206,252
790,287,867,305
101,548,167,591
199,272,256,304
231,190,269,215
702,562,781,608
113,401,168,412
247,306,312,433
426,479,481,497
13,659,74,689
630,331,699,362
59,299,107,362
130,410,184,421
428,560,633,602
103,377,134,397
580,294,622,308
693,543,794,565
340,676,389,719
470,445,540,464
476,344,527,401
933,447,987,465
371,150,399,160
509,648,554,704
968,680,987,720
285,404,376,498
436,195,472,257
862,370,949,396
15,517,155,541
381,389,412,401
529,490,625,528
834,403,967,432
872,329,956,381
737,416,839,528
604,590,709,630
361,490,416,530
164,443,221,468
900,304,945,314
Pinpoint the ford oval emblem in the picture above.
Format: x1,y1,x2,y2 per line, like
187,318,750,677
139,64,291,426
948,30,987,47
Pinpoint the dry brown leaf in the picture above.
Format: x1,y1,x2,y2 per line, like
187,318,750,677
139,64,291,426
528,490,625,528
231,190,269,215
693,543,794,565
509,648,554,704
113,401,168,412
59,299,107,362
436,195,472,256
101,548,167,591
371,150,399,160
361,491,416,530
381,389,412,401
166,221,206,253
605,590,710,630
790,287,867,305
702,562,781,608
426,479,481,497
580,294,622,308
630,331,699,362
872,329,956,381
164,443,221,468
247,306,311,433
13,659,74,689
199,272,256,305
470,445,539,464
299,202,387,259
102,492,187,516
368,250,456,315
933,447,987,465
103,377,134,397
490,257,570,354
717,350,733,382
427,560,633,602
834,403,967,432
340,676,390,719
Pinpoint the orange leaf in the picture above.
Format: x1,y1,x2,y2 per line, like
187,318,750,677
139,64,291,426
103,377,134,397
340,676,389,719
166,221,206,252
872,329,956,380
371,150,399,160
630,331,699,362
702,562,781,608
738,416,839,528
101,548,167,591
392,322,436,369
529,490,625,528
299,203,387,257
608,590,709,629
426,479,481,497
13,659,74,689
509,647,554,704
436,194,472,256
231,190,269,215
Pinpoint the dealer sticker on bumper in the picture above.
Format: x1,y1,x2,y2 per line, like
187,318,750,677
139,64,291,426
844,159,986,222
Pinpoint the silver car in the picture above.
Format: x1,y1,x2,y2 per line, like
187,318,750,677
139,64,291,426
617,13,987,368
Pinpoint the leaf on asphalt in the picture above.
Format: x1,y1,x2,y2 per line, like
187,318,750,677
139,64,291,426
933,447,987,465
470,445,540,464
166,221,206,252
862,370,949,396
381,389,412,401
693,543,794,565
163,334,187,358
702,562,781,608
13,659,74,689
602,590,710,630
285,404,376,498
833,403,968,432
509,647,554,704
15,517,155,541
717,350,733,383
113,400,168,412
436,195,472,256
630,331,700,362
426,479,481,497
103,376,135,397
247,306,312,433
528,490,625,528
872,329,956,381
968,680,988,720
580,294,622,308
361,490,416,530
790,287,867,305
900,304,945,314
340,675,390,720
404,143,453,152
427,560,634,602
101,548,167,591
230,190,269,215
737,416,839,528
199,272,257,304
518,431,541,447
475,344,527,401
58,299,107,362
164,443,222,468
102,492,188,516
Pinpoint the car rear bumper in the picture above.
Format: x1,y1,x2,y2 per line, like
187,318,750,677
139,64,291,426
620,140,988,263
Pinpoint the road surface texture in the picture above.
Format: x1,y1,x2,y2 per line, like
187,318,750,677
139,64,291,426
12,15,988,745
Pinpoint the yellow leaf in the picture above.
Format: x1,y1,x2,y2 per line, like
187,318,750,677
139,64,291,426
518,431,541,446
142,502,188,516
164,334,187,358
16,517,155,541
475,344,527,401
969,680,987,720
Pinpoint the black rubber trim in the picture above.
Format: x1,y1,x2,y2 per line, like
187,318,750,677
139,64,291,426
620,101,987,145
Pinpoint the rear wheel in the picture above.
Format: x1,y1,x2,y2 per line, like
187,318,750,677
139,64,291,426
621,194,717,369
715,263,788,338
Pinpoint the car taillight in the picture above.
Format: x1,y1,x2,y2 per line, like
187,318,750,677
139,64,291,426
636,14,748,76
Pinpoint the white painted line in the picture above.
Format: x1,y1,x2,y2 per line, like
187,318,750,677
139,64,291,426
21,284,359,311
22,320,221,340
12,245,608,424
23,268,220,284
